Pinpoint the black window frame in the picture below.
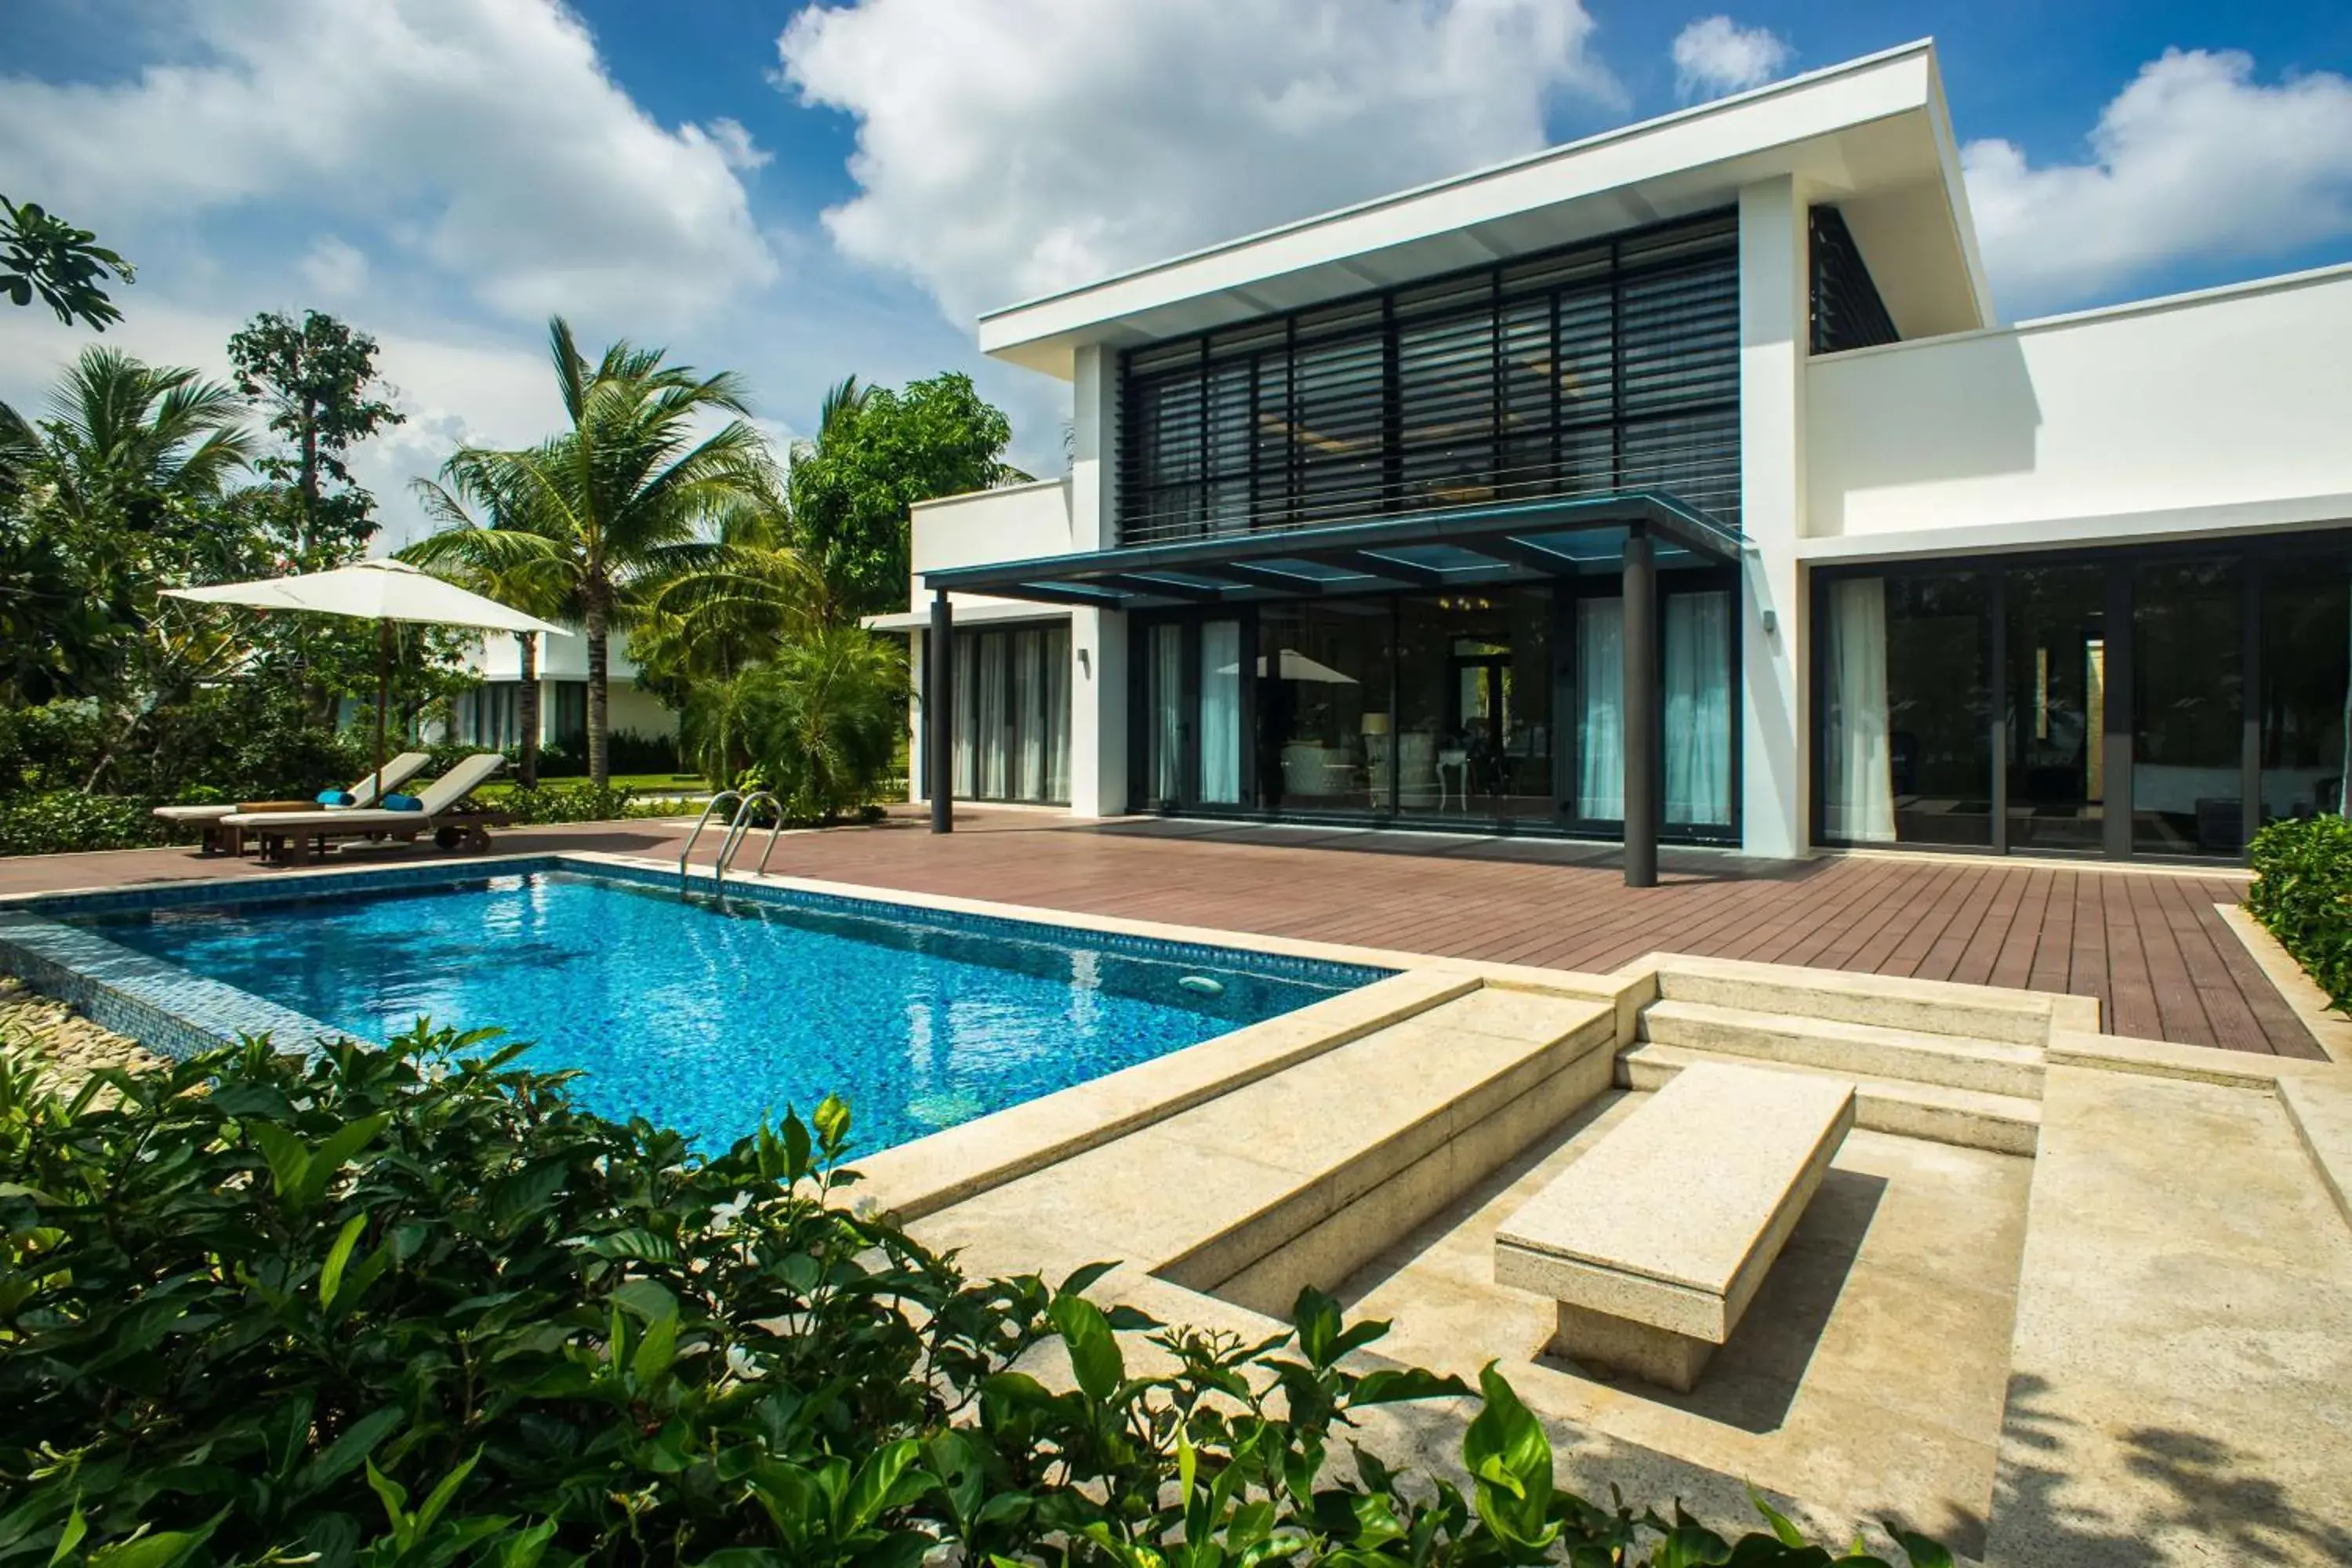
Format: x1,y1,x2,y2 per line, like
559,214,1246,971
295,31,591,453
1117,211,1743,548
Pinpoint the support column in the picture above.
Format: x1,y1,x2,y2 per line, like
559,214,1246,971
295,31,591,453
1737,176,1810,859
1624,526,1660,889
1068,344,1127,817
929,589,954,833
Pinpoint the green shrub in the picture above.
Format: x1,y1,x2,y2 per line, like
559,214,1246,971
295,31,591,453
685,630,905,820
0,790,168,856
494,782,691,826
2247,815,2352,1011
0,1026,1951,1568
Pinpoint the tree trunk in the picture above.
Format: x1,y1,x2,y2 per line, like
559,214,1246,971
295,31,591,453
517,632,541,789
585,601,611,789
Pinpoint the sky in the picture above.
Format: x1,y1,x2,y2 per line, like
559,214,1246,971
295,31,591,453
3,0,2350,546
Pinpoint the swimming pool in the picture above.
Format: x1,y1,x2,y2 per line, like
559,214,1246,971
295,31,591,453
61,865,1381,1152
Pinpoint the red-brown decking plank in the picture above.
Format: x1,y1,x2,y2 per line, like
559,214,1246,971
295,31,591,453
1980,866,2053,990
0,811,2296,1056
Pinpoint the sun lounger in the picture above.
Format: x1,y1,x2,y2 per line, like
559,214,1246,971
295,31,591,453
222,753,511,865
153,752,435,856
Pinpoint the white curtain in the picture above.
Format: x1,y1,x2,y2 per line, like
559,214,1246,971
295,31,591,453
1824,576,1896,842
1151,624,1183,804
951,634,978,798
1014,628,1046,801
1044,624,1072,804
1577,598,1624,819
977,634,1010,799
1664,591,1733,826
1199,619,1242,804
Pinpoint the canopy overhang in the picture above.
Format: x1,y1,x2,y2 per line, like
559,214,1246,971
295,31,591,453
919,490,1740,610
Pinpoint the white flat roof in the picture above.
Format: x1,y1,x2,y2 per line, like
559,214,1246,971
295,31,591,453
979,39,1991,379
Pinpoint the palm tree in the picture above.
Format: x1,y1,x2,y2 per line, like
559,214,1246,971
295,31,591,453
0,348,256,708
15,346,253,532
422,318,767,786
404,460,575,788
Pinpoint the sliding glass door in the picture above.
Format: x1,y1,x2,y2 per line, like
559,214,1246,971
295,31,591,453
1567,579,1736,837
950,622,1071,805
1816,535,2352,861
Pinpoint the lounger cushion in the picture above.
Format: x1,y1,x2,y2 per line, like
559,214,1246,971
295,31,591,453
316,789,356,806
382,793,423,811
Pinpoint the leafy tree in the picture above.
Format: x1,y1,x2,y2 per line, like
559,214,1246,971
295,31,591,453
419,318,767,786
0,194,134,331
786,370,1025,621
405,462,580,789
227,309,404,563
0,347,259,710
630,474,823,703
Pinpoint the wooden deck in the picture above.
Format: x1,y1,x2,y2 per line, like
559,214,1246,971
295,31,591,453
0,809,2318,1058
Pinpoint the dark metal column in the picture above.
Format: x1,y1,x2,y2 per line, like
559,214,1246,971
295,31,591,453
929,590,955,833
1623,526,1660,888
2102,566,2133,859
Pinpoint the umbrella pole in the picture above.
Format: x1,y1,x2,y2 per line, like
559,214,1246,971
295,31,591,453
375,620,392,792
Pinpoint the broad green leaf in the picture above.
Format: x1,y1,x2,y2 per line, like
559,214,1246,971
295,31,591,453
296,1113,391,1207
318,1212,368,1311
812,1094,851,1150
45,1504,84,1567
299,1409,405,1495
843,1439,928,1532
1049,1293,1124,1404
1749,1486,1809,1548
631,1311,680,1387
247,1122,311,1200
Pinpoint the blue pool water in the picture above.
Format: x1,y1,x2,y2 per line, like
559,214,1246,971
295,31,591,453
72,870,1374,1152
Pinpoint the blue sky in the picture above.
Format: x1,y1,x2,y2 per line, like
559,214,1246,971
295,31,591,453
3,1,2350,543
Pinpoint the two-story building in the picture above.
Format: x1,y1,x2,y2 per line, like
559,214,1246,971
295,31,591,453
873,39,2352,880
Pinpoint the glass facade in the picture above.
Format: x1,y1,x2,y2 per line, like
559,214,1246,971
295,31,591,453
1816,537,2352,859
950,623,1071,806
1134,579,1734,840
1117,212,1742,546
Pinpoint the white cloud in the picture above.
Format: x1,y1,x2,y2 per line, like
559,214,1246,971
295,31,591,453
776,0,1622,323
1964,49,2352,318
298,235,370,300
0,0,777,328
1670,16,1791,103
701,117,772,173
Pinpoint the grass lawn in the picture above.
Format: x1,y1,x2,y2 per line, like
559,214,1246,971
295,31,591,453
478,772,711,800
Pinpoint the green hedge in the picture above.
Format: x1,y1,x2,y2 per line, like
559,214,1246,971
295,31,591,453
2247,815,2352,1012
0,791,171,857
0,1025,1955,1567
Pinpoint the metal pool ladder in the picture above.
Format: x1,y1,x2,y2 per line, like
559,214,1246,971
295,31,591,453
677,789,786,896
677,789,741,894
675,789,787,897
711,790,785,895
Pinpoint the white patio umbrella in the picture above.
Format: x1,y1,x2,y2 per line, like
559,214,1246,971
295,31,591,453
1218,649,1359,684
165,558,568,788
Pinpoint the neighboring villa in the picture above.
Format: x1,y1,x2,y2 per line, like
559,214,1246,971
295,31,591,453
869,39,2352,880
442,625,677,755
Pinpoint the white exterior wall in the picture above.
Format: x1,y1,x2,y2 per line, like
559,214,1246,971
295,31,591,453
902,477,1078,809
1067,345,1126,818
452,627,677,746
1806,265,2352,546
1737,176,1811,859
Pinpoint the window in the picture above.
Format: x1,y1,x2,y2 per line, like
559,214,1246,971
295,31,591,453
1118,212,1741,545
949,624,1071,805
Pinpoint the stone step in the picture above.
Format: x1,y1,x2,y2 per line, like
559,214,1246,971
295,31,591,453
1650,954,2058,1046
1638,998,2047,1099
1618,1041,2042,1156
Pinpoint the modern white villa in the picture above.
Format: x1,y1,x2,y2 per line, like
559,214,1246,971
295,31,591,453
441,626,677,755
873,39,2352,882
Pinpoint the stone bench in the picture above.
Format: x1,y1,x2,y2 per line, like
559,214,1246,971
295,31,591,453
1494,1060,1854,1392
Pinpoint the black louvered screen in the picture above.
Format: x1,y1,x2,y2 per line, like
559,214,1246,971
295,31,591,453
1809,205,1899,354
1117,211,1740,548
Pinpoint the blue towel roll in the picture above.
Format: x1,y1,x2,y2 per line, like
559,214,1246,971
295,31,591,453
316,789,355,806
382,793,424,812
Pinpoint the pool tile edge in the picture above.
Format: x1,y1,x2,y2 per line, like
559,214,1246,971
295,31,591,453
0,909,357,1061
